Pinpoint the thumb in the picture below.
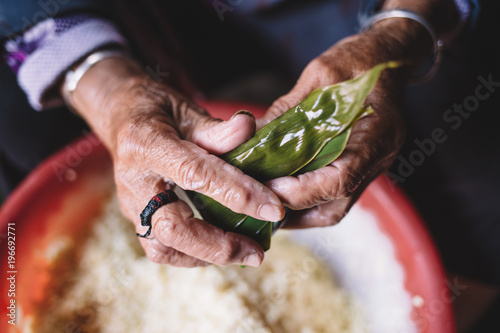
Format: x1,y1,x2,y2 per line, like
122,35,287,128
182,107,256,155
257,86,311,130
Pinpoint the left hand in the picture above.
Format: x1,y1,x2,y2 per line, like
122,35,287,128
258,20,431,228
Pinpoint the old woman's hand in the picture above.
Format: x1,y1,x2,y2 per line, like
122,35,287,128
65,57,285,267
258,18,433,228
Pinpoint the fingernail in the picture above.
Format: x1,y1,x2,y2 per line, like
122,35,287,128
259,203,282,222
230,110,255,121
243,251,262,267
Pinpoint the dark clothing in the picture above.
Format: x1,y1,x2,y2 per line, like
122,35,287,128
397,0,500,285
0,63,88,193
0,0,104,39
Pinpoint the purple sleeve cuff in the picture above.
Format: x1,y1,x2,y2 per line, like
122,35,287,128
15,18,128,110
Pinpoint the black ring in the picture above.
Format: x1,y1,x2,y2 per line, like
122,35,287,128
137,189,178,238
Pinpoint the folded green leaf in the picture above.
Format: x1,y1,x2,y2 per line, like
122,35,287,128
296,105,373,174
190,61,399,250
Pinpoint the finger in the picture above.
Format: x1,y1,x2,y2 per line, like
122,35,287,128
148,101,283,221
190,111,256,154
151,198,265,266
257,57,348,129
265,164,345,210
265,114,395,210
116,114,285,222
284,165,380,229
170,99,256,154
257,88,308,129
152,138,284,222
138,237,210,267
117,172,266,267
115,178,209,267
284,198,352,229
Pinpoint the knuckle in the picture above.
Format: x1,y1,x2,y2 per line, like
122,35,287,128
280,174,319,209
343,174,363,197
318,174,340,200
176,154,220,193
307,56,352,83
153,218,179,245
269,98,292,117
222,179,253,210
330,176,354,199
211,236,242,265
292,167,355,209
320,165,362,199
144,245,167,264
307,58,336,79
177,155,210,191
115,114,177,162
311,170,342,202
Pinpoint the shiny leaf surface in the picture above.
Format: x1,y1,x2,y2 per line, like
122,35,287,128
191,62,399,250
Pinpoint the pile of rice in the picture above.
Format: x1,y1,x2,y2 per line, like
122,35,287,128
33,196,367,332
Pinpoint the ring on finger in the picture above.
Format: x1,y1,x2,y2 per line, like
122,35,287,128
137,190,179,238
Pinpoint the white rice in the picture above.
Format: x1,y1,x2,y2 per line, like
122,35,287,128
33,196,367,333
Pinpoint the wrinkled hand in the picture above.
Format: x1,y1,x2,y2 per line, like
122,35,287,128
69,58,285,267
259,22,431,228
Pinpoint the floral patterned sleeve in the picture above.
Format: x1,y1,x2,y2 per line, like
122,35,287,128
3,14,128,111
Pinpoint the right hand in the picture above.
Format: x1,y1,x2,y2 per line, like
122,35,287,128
68,57,285,267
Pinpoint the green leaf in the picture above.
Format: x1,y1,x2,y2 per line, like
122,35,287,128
296,105,374,174
220,61,397,182
191,62,400,250
296,127,352,174
190,193,272,250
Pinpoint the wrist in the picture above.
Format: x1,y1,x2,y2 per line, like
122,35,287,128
363,16,435,76
381,0,459,37
68,57,151,149
342,19,431,84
